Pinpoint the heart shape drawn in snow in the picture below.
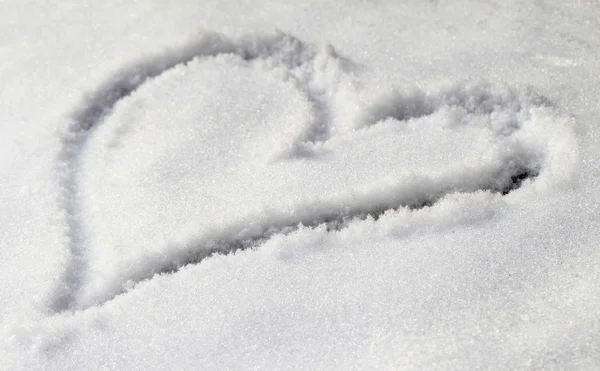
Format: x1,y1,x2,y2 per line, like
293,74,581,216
53,32,577,312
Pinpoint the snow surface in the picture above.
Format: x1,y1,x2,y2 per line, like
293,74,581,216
1,0,599,369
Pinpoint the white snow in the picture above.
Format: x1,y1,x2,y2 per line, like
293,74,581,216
1,0,599,370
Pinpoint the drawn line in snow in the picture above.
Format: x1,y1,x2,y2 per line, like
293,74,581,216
130,161,538,278
52,32,542,312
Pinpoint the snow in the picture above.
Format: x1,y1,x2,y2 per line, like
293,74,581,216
1,0,599,369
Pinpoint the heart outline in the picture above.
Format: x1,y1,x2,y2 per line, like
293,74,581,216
52,31,572,313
